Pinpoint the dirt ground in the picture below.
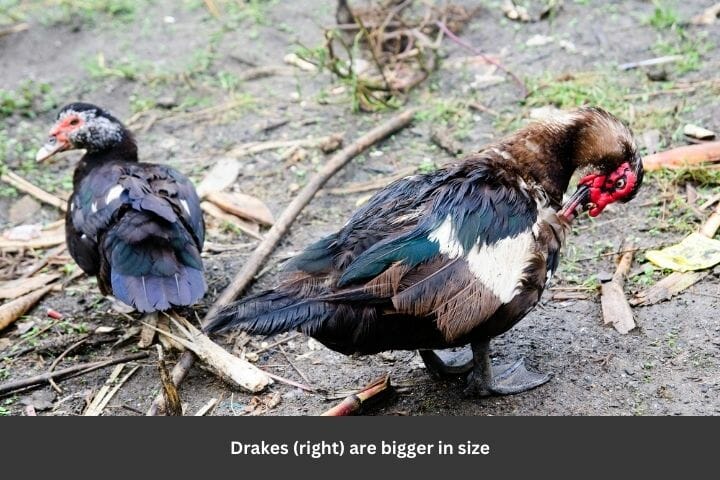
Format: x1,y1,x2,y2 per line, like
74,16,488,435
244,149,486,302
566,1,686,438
1,0,719,416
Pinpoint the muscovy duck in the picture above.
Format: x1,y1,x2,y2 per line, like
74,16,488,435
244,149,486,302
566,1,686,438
36,103,206,314
205,107,643,396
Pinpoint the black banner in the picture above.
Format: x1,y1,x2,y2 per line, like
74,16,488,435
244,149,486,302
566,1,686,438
0,417,714,476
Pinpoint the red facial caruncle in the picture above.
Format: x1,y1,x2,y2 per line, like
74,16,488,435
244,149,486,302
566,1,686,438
577,162,638,217
36,113,85,162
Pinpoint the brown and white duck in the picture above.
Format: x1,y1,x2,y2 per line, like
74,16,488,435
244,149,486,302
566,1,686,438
205,107,643,396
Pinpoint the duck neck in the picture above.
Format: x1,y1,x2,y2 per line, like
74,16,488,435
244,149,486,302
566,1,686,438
73,131,138,186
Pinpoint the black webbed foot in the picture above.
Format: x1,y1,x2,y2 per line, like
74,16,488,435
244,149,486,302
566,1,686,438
419,347,474,377
464,357,551,397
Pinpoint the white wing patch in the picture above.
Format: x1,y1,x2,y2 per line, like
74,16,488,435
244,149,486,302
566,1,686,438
466,230,534,303
105,184,124,205
180,199,191,215
428,215,464,258
91,201,98,213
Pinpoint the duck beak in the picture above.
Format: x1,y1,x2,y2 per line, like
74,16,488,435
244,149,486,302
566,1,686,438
36,135,70,162
559,184,591,221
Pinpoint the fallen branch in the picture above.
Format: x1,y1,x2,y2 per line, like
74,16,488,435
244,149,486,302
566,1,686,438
0,171,67,212
47,337,88,393
203,108,417,321
321,374,392,416
599,241,636,334
642,141,720,171
0,351,149,396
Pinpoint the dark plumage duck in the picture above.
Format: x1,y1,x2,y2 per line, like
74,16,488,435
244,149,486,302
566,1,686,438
205,107,643,396
36,103,206,313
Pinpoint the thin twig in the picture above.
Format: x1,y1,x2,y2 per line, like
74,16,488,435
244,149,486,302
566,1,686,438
279,345,313,386
47,338,88,394
0,351,149,396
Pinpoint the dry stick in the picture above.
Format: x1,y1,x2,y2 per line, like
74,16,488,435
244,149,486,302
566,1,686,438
20,244,68,279
278,345,313,387
0,171,67,212
47,338,88,393
85,365,139,416
84,364,125,415
203,108,417,322
642,141,720,171
194,397,219,416
156,345,183,416
0,351,149,396
436,22,528,98
321,375,392,416
146,350,195,416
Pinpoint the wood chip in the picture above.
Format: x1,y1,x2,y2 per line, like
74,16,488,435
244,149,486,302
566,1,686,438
683,124,716,140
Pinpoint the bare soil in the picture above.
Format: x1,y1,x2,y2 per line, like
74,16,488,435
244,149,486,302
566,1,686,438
1,0,718,416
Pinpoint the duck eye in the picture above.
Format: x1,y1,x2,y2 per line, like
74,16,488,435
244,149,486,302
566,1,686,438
69,118,80,126
614,178,626,190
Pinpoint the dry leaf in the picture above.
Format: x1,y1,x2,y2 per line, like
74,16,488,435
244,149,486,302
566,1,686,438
196,158,241,197
201,201,262,240
205,191,275,226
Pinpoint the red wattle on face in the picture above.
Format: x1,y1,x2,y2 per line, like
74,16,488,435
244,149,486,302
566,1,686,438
578,162,637,217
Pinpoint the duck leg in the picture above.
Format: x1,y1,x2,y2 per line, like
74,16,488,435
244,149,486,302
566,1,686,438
463,339,551,397
419,347,474,377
